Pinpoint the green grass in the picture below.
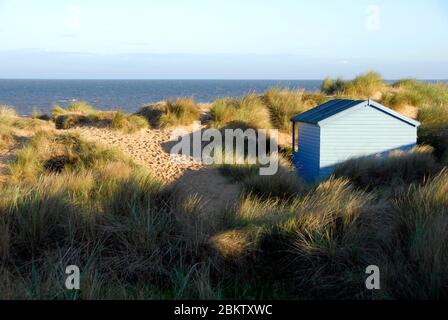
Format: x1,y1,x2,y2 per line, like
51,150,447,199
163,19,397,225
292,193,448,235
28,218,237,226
0,105,18,120
51,101,113,129
0,105,50,132
0,124,14,150
158,97,201,128
321,71,386,98
111,111,148,133
385,80,448,162
7,131,133,183
343,71,386,98
263,88,328,132
210,93,272,130
0,107,16,149
209,98,238,128
321,77,346,95
135,98,202,129
382,80,448,116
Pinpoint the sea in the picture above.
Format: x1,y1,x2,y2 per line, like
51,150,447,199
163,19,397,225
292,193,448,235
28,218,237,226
0,79,446,116
0,79,323,115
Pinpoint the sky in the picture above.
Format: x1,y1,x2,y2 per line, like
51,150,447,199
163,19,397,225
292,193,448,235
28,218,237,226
0,0,447,79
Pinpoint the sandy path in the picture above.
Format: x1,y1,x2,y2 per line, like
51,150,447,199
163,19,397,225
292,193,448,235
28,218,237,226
174,168,241,217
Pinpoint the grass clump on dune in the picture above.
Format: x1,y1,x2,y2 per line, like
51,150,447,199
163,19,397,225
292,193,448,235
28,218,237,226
0,105,18,120
210,93,272,129
111,111,148,133
52,101,113,130
209,98,237,129
382,80,448,116
0,107,15,149
321,71,386,99
386,81,448,162
0,125,14,150
7,131,133,184
321,77,346,95
343,71,386,98
158,97,201,128
137,98,200,129
264,88,328,132
0,105,51,132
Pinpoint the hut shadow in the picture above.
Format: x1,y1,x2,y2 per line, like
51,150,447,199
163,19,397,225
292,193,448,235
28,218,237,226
161,121,277,162
167,165,242,235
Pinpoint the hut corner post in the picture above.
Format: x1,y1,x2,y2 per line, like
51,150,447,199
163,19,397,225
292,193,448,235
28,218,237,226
291,120,299,172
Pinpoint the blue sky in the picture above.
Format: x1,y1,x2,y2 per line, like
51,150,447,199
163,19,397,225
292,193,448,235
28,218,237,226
0,0,447,79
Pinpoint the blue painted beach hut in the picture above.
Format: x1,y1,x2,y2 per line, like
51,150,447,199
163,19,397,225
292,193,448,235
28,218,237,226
291,99,421,182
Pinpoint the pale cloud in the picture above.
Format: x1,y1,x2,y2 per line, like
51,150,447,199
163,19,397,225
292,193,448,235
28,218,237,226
65,5,81,32
366,5,381,31
59,33,80,38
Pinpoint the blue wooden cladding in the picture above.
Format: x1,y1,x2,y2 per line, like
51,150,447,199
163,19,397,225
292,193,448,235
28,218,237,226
291,99,421,182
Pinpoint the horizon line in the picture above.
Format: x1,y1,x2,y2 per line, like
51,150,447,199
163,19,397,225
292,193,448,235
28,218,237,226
1,78,448,81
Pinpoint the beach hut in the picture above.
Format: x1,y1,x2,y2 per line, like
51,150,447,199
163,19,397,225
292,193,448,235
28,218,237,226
291,99,421,182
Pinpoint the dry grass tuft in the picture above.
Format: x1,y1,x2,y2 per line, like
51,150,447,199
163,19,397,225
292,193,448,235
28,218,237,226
264,88,328,132
343,71,386,98
7,131,132,183
158,97,201,128
0,125,14,150
321,71,386,99
210,93,272,129
111,111,148,133
208,230,253,259
51,101,113,129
